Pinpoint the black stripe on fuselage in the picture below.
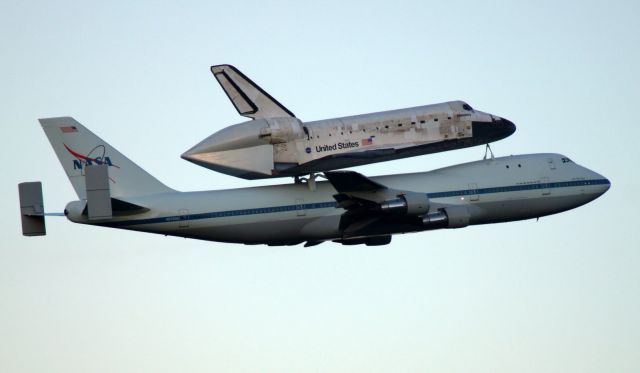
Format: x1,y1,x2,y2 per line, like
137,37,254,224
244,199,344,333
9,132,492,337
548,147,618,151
101,179,610,228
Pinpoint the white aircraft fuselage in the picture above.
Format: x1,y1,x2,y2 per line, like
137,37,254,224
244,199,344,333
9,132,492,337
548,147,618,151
64,153,609,246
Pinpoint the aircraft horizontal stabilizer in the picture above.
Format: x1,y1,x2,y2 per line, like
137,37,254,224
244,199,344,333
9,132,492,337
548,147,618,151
211,64,295,119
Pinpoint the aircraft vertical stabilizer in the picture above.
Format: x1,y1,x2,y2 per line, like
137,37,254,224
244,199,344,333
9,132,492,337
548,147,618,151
40,117,174,199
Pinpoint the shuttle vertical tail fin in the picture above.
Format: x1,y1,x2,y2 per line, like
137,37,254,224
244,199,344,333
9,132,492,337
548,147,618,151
39,117,174,199
211,64,295,119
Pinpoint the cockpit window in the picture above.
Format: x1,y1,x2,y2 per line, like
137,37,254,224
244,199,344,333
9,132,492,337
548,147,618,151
462,103,473,111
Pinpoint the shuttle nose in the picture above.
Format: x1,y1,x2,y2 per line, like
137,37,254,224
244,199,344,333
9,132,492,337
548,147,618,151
471,117,516,143
500,118,516,136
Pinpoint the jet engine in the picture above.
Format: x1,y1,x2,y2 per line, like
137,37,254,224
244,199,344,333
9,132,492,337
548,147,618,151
379,192,430,215
378,193,470,230
422,206,470,229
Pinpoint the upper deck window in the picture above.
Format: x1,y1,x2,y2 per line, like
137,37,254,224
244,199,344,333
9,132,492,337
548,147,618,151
462,103,473,111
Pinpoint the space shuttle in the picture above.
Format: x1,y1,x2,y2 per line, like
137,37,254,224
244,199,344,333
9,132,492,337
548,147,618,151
182,65,516,180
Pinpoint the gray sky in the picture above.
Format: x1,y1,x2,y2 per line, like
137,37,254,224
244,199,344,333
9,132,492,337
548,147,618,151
1,0,638,372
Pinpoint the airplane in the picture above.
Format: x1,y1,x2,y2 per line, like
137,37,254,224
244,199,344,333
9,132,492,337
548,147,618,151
19,117,609,246
181,65,516,183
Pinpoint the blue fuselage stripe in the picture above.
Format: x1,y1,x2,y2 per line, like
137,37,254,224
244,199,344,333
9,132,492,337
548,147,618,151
103,178,610,228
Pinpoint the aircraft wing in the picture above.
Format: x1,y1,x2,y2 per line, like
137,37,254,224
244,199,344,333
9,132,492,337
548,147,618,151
211,64,296,119
324,171,431,235
324,171,395,212
324,170,388,194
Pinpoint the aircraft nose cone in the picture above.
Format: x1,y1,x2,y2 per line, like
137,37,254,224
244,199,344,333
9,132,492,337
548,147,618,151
596,174,612,196
500,118,516,136
472,117,516,143
604,178,611,193
577,165,611,199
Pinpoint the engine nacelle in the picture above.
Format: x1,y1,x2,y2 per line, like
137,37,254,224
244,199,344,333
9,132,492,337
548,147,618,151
444,206,471,228
422,206,471,229
379,192,430,215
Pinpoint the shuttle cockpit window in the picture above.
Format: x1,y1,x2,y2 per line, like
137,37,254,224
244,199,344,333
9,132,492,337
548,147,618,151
462,103,473,111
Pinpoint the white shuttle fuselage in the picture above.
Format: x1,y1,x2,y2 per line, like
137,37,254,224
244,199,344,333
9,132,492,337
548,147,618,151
181,65,516,179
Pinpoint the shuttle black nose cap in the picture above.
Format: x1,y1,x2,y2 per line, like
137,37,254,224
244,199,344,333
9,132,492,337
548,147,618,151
501,118,516,136
472,117,516,143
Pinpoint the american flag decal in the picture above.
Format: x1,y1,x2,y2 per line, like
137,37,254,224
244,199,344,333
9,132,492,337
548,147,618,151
361,136,375,146
60,126,78,133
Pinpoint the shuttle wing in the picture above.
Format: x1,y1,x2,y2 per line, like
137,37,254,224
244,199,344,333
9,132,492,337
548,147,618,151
211,64,295,119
